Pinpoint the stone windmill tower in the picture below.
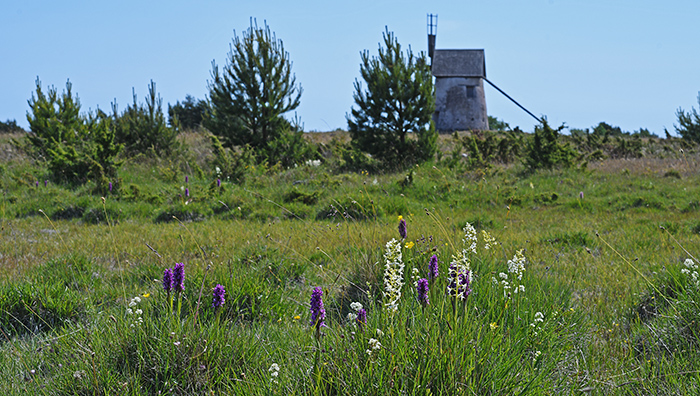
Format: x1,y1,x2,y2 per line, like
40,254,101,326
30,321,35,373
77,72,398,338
428,14,489,132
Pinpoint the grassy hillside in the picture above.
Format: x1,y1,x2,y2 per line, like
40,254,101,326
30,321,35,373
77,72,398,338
1,130,699,394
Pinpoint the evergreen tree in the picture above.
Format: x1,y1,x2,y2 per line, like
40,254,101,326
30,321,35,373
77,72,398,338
26,79,122,184
347,28,437,170
675,93,700,143
27,78,85,159
205,20,303,163
114,81,179,157
168,95,207,130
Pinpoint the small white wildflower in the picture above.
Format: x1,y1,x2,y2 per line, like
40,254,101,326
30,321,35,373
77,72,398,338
684,259,698,270
383,239,404,315
347,312,357,322
499,272,508,280
135,309,143,315
462,223,477,254
126,309,133,315
366,338,382,357
73,370,86,380
412,267,420,287
376,329,384,337
533,350,541,361
507,250,526,280
350,302,363,312
530,312,545,332
269,363,280,383
682,259,700,286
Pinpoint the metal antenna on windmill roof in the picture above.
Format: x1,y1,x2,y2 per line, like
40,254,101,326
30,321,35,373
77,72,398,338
427,14,437,62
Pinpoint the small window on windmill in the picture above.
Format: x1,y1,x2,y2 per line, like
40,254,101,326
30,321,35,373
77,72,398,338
466,86,476,99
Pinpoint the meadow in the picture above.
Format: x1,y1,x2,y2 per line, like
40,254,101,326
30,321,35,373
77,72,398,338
1,130,700,395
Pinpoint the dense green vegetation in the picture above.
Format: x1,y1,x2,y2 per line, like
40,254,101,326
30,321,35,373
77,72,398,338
0,128,700,394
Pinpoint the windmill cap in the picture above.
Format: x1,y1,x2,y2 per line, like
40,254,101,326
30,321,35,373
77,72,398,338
432,49,485,78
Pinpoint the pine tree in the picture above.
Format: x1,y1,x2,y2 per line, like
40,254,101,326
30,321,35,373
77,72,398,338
205,20,303,162
347,28,437,170
27,78,85,159
114,81,179,157
27,79,122,184
675,93,700,143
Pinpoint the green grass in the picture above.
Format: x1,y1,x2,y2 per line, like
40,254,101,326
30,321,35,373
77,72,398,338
1,132,700,394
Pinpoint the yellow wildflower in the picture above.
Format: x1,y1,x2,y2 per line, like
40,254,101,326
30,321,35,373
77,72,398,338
405,241,415,249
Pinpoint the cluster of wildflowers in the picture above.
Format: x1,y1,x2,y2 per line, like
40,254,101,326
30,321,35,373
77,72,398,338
212,284,226,309
530,311,545,336
126,296,143,327
495,250,526,297
163,263,185,295
462,222,478,255
417,278,430,307
382,238,405,314
347,302,363,322
366,338,382,357
309,287,326,331
347,301,367,330
173,263,185,293
508,250,526,280
268,363,280,384
508,249,526,294
366,330,383,359
681,258,700,286
447,250,473,300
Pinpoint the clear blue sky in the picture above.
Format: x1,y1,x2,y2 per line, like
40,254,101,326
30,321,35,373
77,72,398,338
1,0,699,134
